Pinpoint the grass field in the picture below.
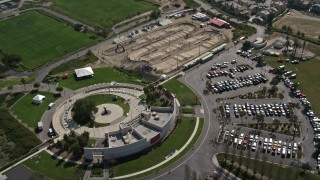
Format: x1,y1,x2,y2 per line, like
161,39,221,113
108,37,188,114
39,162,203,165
0,75,35,89
21,151,85,180
0,108,41,167
11,92,58,128
83,94,130,115
265,59,320,115
163,79,199,106
50,53,98,75
50,0,156,29
184,0,200,8
0,11,97,70
113,117,200,176
274,11,320,40
217,153,320,180
58,67,145,90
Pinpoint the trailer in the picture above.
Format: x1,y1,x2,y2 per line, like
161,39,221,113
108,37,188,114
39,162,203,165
211,43,227,54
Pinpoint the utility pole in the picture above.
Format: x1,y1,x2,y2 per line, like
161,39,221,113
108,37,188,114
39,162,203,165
176,54,178,69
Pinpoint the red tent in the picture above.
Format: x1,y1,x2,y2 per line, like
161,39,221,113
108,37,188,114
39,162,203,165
277,58,284,62
62,72,69,79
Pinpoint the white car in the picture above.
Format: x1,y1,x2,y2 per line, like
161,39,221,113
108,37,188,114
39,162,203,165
252,142,257,151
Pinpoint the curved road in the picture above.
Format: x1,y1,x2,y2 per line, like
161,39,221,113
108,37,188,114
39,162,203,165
1,2,268,179
144,2,268,179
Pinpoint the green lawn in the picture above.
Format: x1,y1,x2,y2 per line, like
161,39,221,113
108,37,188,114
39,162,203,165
58,67,145,90
183,0,201,8
181,107,194,114
217,153,320,180
83,94,130,115
0,75,35,89
0,108,41,167
163,79,199,106
127,117,204,179
0,11,98,70
11,92,58,128
113,117,199,176
50,0,156,29
265,59,320,115
49,53,98,75
21,151,85,180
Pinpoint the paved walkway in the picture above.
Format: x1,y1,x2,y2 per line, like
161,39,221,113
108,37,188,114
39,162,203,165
113,117,200,179
51,85,145,139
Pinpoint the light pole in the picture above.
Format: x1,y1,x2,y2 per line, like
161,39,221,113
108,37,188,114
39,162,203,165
213,170,231,180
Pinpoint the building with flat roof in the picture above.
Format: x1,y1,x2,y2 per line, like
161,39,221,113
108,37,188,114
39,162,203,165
209,18,231,28
84,104,178,160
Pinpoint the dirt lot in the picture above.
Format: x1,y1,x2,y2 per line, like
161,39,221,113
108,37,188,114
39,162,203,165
95,16,227,74
265,32,320,60
274,10,320,40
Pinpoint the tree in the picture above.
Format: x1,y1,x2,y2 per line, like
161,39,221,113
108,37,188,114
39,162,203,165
300,40,306,59
150,10,161,20
268,85,278,94
73,24,83,31
21,78,26,90
301,33,305,38
242,41,251,51
256,114,265,129
2,54,22,67
72,99,97,125
285,35,290,55
33,82,40,88
297,31,300,36
281,25,287,31
69,142,82,158
0,64,9,75
56,86,63,95
291,38,300,57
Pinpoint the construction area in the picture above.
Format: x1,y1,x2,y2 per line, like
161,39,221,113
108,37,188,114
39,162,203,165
95,21,227,74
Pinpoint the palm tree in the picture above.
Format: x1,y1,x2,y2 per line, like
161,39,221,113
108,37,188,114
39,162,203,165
285,35,290,55
291,38,299,58
300,40,307,58
20,78,26,90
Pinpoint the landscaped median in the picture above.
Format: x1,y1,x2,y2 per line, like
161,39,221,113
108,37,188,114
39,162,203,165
110,117,204,179
215,153,320,180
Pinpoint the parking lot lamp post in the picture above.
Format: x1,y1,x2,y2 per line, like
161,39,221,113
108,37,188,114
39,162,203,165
213,170,230,180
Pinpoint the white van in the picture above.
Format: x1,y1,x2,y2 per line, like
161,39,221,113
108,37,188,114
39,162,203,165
48,103,55,110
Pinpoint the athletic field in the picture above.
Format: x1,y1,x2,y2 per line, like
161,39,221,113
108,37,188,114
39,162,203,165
50,0,156,29
0,11,97,69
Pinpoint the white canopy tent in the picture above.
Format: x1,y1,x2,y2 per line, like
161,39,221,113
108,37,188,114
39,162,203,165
75,67,94,78
32,95,45,104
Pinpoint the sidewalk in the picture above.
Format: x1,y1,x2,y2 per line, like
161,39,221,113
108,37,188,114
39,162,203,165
113,117,200,179
211,155,241,180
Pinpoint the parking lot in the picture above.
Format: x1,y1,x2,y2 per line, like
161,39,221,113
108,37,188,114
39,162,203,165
191,48,318,166
224,102,293,119
220,129,300,159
